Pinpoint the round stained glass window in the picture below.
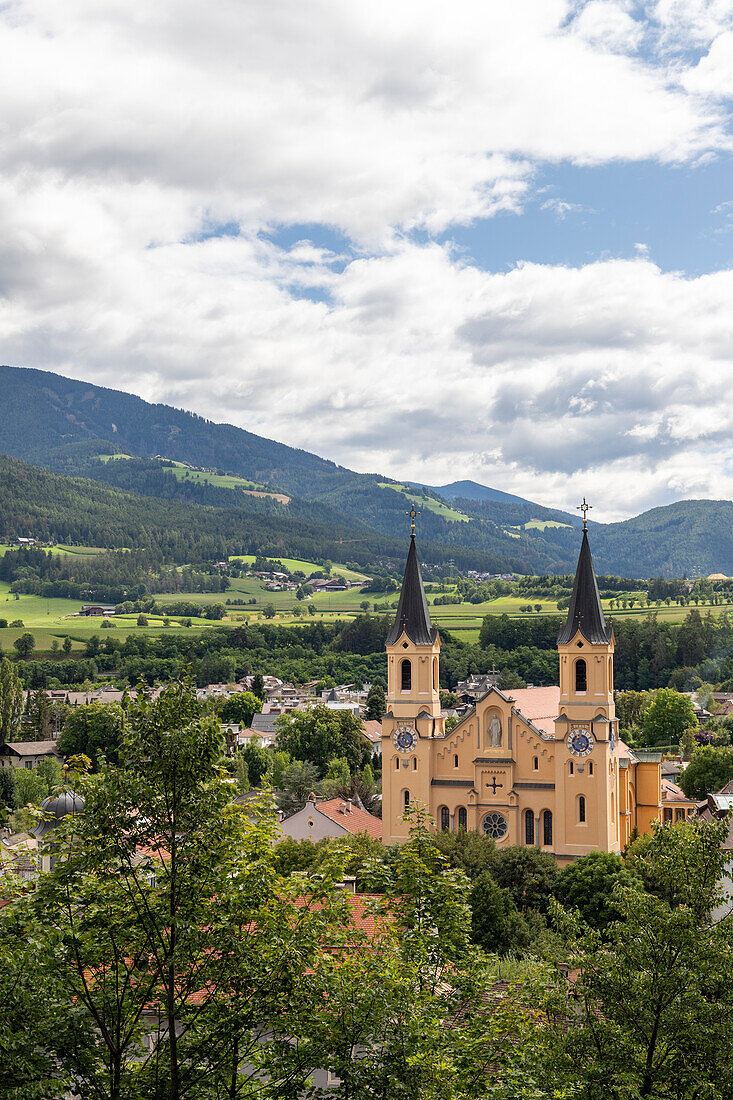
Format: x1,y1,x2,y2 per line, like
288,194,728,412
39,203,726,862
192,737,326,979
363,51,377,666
482,812,508,839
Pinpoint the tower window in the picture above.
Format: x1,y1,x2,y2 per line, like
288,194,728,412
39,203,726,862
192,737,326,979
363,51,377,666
433,657,438,691
569,760,574,775
525,809,535,845
440,806,450,832
401,659,412,692
588,761,593,776
543,810,553,846
454,754,459,768
412,757,417,770
458,807,467,830
403,790,410,809
575,658,587,693
533,755,538,770
578,795,586,823
394,756,399,771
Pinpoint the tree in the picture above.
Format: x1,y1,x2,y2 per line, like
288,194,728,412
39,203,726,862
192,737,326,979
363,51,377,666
615,689,653,733
251,671,264,699
277,759,321,815
678,744,733,800
0,656,23,746
13,632,35,659
25,679,357,1100
56,702,125,767
238,738,271,787
62,636,72,655
136,613,148,626
276,703,370,773
492,845,560,914
553,850,643,932
365,681,386,720
220,690,261,728
470,870,532,955
263,604,276,619
11,766,48,810
639,687,698,748
547,816,733,1098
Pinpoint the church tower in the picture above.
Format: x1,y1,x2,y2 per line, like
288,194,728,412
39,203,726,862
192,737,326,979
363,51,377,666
382,514,443,843
554,506,620,854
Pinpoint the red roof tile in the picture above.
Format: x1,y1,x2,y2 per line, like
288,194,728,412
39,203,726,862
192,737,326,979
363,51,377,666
315,799,383,840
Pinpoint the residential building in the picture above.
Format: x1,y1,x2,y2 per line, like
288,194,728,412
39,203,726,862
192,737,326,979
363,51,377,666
279,793,382,842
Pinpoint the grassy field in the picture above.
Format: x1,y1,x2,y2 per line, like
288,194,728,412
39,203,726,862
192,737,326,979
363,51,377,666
522,519,572,531
2,542,732,657
100,455,290,503
376,482,469,523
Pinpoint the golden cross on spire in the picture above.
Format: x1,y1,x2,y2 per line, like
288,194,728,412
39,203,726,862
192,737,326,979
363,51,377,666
406,503,421,536
577,497,592,531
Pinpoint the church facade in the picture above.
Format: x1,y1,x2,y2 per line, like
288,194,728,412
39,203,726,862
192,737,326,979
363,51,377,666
381,526,663,861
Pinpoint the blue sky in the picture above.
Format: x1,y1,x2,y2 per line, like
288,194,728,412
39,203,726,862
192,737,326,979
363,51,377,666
2,0,733,520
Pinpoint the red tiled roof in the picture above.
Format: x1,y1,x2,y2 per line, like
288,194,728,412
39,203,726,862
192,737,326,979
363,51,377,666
662,778,694,803
315,799,383,840
362,720,383,743
506,687,561,723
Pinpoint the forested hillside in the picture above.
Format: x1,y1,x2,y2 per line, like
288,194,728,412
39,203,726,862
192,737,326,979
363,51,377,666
0,455,530,574
2,366,733,578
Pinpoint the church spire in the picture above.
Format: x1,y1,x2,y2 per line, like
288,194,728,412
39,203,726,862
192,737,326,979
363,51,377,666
385,532,437,646
557,525,613,645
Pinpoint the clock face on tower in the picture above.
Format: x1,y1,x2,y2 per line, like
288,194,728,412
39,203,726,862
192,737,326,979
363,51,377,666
567,727,594,757
393,725,417,754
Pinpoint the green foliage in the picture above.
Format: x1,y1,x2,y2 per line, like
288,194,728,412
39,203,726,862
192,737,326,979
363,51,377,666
639,687,698,747
615,688,653,733
492,845,560,914
12,632,35,659
678,744,733,800
554,850,643,932
220,689,262,727
365,680,386,720
625,816,730,916
548,816,733,1098
11,766,48,810
470,871,533,956
56,702,125,767
0,656,23,746
277,759,321,815
276,703,371,773
237,738,270,787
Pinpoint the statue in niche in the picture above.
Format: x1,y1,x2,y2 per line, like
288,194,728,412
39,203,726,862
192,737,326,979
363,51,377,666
488,714,502,748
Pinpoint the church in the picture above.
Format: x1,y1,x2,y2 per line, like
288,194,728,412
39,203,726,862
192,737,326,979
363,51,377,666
381,519,665,861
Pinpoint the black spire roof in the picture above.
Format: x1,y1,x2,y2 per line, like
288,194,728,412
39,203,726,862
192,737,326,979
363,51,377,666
557,529,613,645
385,535,438,646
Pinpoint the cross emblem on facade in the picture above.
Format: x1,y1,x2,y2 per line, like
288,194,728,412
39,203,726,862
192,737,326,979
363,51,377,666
487,776,503,794
577,497,592,531
406,503,421,536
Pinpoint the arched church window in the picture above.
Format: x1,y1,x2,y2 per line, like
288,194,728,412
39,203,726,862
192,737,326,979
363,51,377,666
575,659,587,693
394,757,399,771
440,806,450,832
588,761,593,776
578,795,586,823
524,809,534,845
403,789,410,808
401,659,412,692
569,760,574,775
433,657,438,690
412,757,417,770
533,756,539,770
457,807,467,830
543,810,553,846
454,754,459,768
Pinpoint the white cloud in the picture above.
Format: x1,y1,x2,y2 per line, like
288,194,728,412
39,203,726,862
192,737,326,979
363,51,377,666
0,1,732,521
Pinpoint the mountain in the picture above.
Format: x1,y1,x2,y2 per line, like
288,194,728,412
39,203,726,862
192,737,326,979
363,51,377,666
0,365,731,578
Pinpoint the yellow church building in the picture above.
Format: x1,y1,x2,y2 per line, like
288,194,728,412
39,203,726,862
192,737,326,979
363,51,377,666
381,521,664,861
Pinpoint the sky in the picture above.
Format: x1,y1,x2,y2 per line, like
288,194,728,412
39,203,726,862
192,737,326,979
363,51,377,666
1,1,733,521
